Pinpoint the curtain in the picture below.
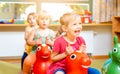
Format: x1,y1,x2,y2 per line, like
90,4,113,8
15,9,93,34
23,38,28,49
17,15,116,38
93,0,120,23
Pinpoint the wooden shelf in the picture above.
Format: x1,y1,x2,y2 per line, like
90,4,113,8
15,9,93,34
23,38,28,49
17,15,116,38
0,22,112,31
0,24,26,27
112,16,120,43
82,22,112,26
0,22,112,27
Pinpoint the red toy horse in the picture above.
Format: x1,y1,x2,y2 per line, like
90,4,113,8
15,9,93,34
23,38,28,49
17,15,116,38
65,51,91,74
32,44,52,74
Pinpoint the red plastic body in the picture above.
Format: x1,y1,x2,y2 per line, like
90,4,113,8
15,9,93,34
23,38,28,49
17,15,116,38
32,44,52,74
66,51,91,74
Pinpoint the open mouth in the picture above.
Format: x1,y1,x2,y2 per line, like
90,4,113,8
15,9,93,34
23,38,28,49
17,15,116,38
75,30,80,34
81,65,90,68
42,56,49,58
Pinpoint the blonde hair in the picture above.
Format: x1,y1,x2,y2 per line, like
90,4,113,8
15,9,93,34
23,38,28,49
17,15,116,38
27,12,37,23
37,10,52,25
56,12,81,38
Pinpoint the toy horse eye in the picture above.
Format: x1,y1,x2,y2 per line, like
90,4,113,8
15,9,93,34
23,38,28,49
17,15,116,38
113,48,118,53
70,54,76,60
48,46,52,50
37,46,41,51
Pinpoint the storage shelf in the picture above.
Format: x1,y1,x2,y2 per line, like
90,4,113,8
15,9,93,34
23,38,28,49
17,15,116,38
0,22,112,27
0,22,112,31
0,24,26,27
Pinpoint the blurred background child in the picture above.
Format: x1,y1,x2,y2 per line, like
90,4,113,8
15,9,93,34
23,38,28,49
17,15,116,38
21,12,38,70
22,10,55,74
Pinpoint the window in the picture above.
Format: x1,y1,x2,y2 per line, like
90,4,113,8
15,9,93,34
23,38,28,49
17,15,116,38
0,2,36,20
41,0,92,24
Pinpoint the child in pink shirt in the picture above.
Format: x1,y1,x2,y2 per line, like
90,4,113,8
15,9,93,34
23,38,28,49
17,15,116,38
47,12,100,74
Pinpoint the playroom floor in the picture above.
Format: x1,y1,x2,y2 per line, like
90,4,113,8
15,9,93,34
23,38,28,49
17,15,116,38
0,58,108,74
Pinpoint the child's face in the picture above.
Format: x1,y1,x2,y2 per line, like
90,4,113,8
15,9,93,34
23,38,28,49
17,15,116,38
66,18,82,37
38,17,50,29
28,15,37,26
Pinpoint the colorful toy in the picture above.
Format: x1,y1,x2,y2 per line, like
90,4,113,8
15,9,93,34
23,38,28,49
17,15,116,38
101,51,112,74
106,35,120,74
65,51,91,74
102,35,120,74
23,44,52,74
0,18,14,24
32,44,52,74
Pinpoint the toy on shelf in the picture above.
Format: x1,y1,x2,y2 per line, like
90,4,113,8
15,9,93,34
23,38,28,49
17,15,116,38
23,44,52,74
65,51,91,74
101,35,120,74
75,10,92,24
0,18,14,24
32,44,52,74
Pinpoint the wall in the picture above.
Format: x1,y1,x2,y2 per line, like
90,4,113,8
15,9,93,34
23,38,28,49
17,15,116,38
0,25,112,57
83,26,112,56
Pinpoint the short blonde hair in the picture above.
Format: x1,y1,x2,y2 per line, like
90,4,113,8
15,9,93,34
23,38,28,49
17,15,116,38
37,10,52,25
27,12,37,23
60,12,81,26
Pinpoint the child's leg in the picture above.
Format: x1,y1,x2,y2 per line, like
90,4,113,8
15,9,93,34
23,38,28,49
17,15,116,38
54,69,66,74
21,52,28,70
88,67,100,74
23,54,36,74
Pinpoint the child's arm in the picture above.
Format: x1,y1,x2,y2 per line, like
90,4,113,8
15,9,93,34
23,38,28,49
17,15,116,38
51,51,67,62
46,29,56,46
27,29,42,46
79,43,86,53
51,45,74,62
24,27,29,41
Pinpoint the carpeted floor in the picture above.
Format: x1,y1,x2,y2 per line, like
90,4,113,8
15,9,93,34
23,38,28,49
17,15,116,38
0,58,108,74
0,61,21,74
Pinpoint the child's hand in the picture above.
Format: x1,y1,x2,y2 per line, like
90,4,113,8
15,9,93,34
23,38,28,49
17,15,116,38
65,44,74,55
36,37,42,45
79,43,86,53
46,37,52,45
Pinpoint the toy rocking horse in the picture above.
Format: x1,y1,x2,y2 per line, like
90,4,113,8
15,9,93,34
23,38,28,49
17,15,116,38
32,44,52,74
106,35,120,74
101,35,120,74
23,44,52,74
65,51,91,74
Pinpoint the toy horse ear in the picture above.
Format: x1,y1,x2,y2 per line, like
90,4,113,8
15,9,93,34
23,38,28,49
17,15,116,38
114,35,118,45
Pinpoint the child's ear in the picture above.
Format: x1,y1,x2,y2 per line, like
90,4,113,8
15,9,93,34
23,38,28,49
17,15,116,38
62,25,67,32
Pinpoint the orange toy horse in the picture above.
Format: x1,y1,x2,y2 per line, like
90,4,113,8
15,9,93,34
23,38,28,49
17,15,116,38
65,51,91,74
23,44,52,74
32,44,52,74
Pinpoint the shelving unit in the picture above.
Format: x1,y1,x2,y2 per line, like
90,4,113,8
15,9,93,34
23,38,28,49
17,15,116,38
112,16,120,43
0,22,112,31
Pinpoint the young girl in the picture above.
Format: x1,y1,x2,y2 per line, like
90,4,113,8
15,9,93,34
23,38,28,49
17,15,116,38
27,10,55,52
21,12,38,70
22,10,55,74
47,12,100,74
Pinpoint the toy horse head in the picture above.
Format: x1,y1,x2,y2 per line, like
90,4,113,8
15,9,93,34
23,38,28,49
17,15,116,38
106,35,120,74
32,44,52,74
36,44,52,61
65,51,91,74
111,35,120,63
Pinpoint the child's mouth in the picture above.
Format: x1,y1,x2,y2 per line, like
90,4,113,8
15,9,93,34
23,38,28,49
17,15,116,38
75,30,80,34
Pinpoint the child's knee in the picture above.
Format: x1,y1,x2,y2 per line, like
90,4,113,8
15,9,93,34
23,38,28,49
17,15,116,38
54,69,66,74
